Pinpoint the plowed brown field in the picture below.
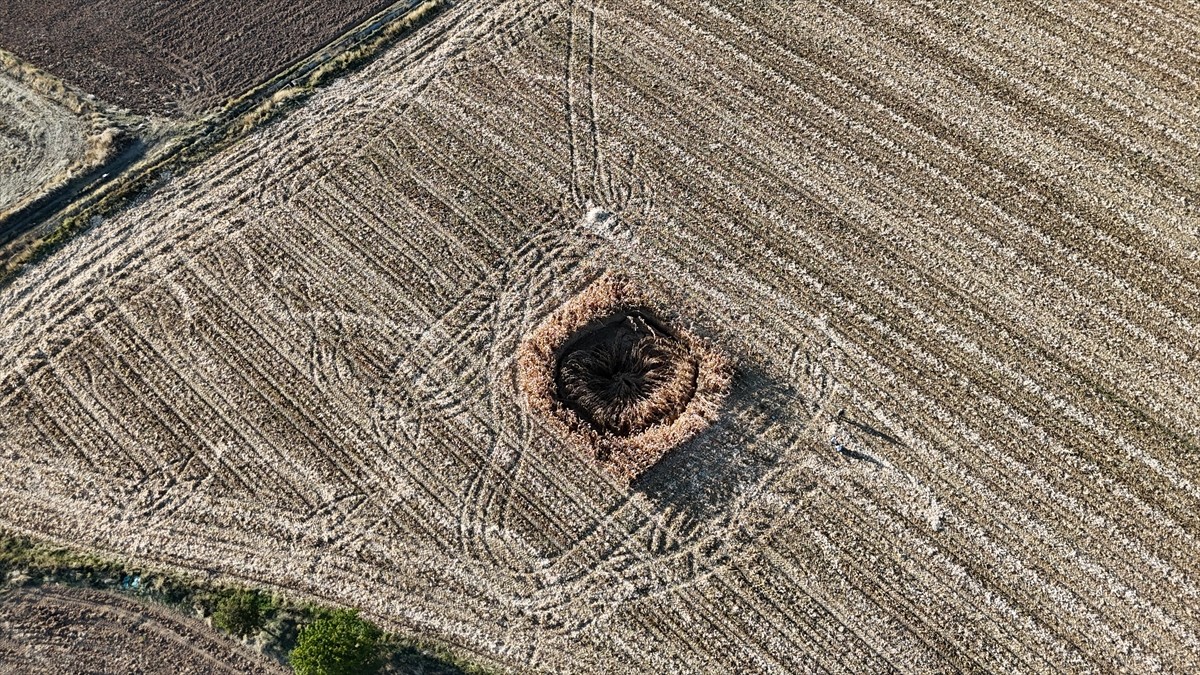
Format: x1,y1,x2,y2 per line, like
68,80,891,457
0,0,1198,672
0,0,394,115
0,585,285,673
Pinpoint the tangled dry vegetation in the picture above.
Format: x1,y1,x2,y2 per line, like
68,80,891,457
519,273,730,481
0,0,1198,672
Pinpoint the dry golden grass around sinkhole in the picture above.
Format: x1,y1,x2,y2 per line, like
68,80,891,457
517,274,732,482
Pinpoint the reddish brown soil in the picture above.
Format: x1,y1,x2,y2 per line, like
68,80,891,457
0,0,393,116
0,585,286,674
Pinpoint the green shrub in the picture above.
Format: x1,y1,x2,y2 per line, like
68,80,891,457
213,589,268,638
290,609,383,675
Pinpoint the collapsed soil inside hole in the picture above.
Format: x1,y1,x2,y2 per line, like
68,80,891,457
555,311,699,436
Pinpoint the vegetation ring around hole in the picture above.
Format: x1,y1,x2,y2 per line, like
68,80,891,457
518,273,732,482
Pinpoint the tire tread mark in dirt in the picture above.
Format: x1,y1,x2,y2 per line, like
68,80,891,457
628,163,1200,653
796,487,1075,672
722,561,899,674
586,5,606,204
735,549,936,674
0,210,260,405
604,3,1200,562
619,76,1200,557
630,0,1200,326
833,477,1088,670
152,266,362,512
564,0,583,207
107,286,317,512
583,66,1180,658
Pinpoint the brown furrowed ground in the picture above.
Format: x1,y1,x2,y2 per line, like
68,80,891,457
0,585,286,673
0,0,1198,672
0,0,395,116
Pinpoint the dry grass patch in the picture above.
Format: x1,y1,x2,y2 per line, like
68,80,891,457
518,274,732,481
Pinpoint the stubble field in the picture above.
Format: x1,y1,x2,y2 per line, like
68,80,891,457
0,0,1198,672
0,0,395,115
0,585,285,673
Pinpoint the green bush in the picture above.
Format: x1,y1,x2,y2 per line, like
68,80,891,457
213,589,268,638
290,609,383,675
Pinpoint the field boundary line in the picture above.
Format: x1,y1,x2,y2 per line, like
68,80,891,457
0,0,449,289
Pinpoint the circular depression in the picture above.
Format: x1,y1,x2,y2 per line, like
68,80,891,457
554,311,699,436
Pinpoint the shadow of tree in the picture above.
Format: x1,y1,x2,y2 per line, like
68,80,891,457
380,645,469,675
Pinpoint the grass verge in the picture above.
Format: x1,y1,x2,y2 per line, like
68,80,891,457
0,530,494,674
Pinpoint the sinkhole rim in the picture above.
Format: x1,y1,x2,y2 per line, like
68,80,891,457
553,309,700,437
517,273,733,482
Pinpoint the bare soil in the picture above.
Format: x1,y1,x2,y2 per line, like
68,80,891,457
0,0,395,116
0,585,286,674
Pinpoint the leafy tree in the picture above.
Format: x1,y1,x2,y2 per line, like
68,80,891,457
290,609,383,675
213,589,268,638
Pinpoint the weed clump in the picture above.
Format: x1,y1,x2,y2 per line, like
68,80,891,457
557,311,698,436
213,588,271,638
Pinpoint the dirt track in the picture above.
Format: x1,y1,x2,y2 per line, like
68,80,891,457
0,71,88,214
0,0,1198,672
0,585,285,674
0,0,394,115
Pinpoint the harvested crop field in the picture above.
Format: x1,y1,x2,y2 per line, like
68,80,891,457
0,0,395,116
0,0,1199,672
0,70,88,215
0,585,285,673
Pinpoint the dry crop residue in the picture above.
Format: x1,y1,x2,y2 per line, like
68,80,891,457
0,0,1198,672
0,585,286,674
518,273,732,482
0,71,88,215
0,0,396,116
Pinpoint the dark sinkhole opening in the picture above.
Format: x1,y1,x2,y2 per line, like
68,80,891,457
554,311,699,437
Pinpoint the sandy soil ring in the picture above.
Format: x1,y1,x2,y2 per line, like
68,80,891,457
518,273,732,481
